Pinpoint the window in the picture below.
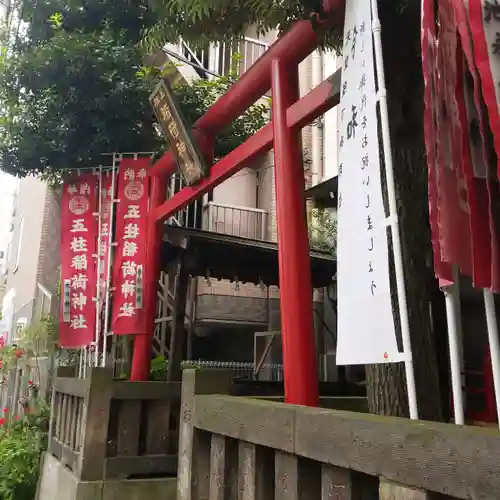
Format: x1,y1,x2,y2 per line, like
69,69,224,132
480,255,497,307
13,317,27,342
13,216,24,274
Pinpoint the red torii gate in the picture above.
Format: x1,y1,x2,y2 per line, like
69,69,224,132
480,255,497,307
131,0,345,407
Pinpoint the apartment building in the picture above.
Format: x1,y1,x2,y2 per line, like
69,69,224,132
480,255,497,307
1,177,61,344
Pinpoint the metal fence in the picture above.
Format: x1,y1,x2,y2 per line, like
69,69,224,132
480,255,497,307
183,360,284,381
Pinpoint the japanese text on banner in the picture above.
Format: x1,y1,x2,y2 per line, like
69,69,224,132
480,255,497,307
98,172,116,335
111,158,150,335
336,0,405,366
60,175,98,348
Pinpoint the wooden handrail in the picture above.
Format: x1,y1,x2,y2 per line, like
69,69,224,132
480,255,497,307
179,369,500,500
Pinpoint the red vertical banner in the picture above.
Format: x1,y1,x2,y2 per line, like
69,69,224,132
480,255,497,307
98,172,116,334
99,174,116,302
436,0,473,277
111,158,150,335
469,0,500,172
422,0,453,285
60,175,98,348
454,0,500,292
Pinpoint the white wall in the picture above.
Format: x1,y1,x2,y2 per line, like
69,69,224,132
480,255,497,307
213,168,257,208
323,50,341,180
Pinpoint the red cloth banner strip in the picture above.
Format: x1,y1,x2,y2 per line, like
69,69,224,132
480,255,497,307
422,0,453,284
111,158,151,335
436,0,473,278
98,171,116,338
455,0,500,292
60,174,98,348
468,0,500,173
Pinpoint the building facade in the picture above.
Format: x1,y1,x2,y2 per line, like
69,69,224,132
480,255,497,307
1,177,61,344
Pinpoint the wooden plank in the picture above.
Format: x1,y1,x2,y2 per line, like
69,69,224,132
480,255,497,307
209,434,226,500
275,452,320,500
68,396,77,450
116,400,142,456
191,429,211,500
379,481,436,500
167,261,190,383
238,441,274,500
50,437,80,472
79,368,114,481
193,395,295,453
321,464,378,500
111,381,181,400
105,454,178,479
193,395,500,500
177,370,233,500
61,394,69,445
48,375,57,443
295,404,500,500
55,393,63,441
64,395,72,446
54,377,87,398
145,399,171,455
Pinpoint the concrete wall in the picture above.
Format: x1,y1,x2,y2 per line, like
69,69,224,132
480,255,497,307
37,453,177,500
4,177,47,324
3,178,60,340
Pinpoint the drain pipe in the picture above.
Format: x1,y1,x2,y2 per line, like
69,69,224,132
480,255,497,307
311,49,324,185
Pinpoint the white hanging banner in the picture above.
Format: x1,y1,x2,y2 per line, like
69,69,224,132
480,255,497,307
336,0,406,365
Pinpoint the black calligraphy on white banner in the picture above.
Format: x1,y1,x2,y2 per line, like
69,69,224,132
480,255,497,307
336,0,403,366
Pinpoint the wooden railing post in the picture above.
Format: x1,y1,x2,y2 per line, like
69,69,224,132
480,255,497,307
379,480,435,500
177,369,233,500
78,368,113,481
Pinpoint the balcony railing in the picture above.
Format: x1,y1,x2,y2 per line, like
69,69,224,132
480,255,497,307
176,36,270,80
203,202,268,240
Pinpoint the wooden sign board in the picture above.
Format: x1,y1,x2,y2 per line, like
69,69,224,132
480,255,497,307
150,79,208,185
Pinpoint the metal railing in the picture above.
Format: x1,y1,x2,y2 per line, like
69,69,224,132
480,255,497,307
203,202,268,240
184,360,283,381
166,173,203,229
176,36,271,80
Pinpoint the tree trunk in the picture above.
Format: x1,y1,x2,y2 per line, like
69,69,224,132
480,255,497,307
365,1,445,422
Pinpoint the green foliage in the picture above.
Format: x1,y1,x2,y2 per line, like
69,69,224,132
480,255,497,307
0,20,161,177
309,208,336,255
150,355,199,380
19,315,58,357
0,403,49,500
141,0,414,57
138,63,269,160
141,0,324,52
0,0,269,178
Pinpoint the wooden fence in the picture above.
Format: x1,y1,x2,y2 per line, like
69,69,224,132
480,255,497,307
0,357,51,418
179,369,500,500
48,368,181,481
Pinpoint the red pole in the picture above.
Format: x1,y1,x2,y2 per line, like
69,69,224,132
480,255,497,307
271,58,319,406
130,174,165,381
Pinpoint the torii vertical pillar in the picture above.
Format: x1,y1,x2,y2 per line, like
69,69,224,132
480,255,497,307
271,59,319,406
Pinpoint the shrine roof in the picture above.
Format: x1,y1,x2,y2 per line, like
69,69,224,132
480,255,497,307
161,225,335,288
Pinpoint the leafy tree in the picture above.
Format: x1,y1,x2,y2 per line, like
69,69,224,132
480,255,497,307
309,208,337,254
0,0,268,178
145,0,447,421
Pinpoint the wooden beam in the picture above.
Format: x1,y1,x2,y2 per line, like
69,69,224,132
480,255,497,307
192,395,500,499
167,259,191,383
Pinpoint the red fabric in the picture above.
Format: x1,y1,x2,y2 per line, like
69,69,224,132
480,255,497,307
454,0,500,292
60,175,98,348
435,0,473,278
111,158,151,335
422,0,453,284
97,172,116,346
